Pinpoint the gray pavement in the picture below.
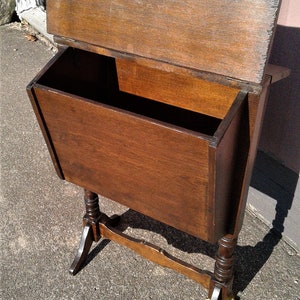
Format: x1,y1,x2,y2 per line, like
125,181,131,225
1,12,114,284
1,22,299,299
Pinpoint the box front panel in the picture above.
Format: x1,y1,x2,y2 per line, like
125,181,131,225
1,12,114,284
34,87,213,241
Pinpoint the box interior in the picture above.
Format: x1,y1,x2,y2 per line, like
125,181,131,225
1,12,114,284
38,48,224,137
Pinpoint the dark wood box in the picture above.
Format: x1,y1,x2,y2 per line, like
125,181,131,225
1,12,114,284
28,47,248,243
27,1,288,297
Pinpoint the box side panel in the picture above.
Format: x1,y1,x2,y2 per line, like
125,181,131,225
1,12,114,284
209,95,249,242
232,79,272,236
33,87,212,241
47,0,280,84
26,86,64,179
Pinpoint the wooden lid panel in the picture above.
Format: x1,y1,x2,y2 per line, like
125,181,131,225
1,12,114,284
47,0,280,85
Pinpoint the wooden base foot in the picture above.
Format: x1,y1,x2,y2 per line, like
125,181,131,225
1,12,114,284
69,189,121,275
70,191,238,299
69,224,94,275
209,285,235,300
69,215,121,276
210,286,221,300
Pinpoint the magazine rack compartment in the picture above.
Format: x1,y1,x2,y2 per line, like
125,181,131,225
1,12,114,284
27,1,287,298
28,48,248,244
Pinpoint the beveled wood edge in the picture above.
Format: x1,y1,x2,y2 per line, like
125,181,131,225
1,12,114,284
99,221,213,289
207,146,217,243
26,47,68,90
53,36,263,94
26,85,64,179
34,81,214,145
211,91,248,147
232,76,273,238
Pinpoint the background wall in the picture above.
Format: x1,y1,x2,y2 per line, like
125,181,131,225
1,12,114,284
259,0,300,173
15,0,45,15
277,0,300,28
251,0,300,250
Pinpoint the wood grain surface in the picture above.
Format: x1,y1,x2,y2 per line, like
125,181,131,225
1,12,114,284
116,58,239,119
28,48,250,242
34,86,212,240
48,0,280,84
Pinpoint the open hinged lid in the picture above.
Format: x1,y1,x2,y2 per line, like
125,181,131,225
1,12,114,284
47,0,281,88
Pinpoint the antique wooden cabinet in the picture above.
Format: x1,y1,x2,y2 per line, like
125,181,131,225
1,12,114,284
27,1,289,299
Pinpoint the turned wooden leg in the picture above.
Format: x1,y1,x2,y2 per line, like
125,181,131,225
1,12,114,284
209,235,237,300
69,189,102,275
83,189,102,242
69,189,121,275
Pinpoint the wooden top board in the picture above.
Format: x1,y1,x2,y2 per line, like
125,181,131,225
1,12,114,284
47,0,281,86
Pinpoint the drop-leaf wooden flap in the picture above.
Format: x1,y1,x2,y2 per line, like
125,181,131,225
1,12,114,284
47,0,281,86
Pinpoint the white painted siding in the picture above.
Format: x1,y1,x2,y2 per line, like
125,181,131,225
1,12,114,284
16,0,45,15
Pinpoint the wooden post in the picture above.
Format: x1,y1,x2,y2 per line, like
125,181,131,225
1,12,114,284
210,234,237,299
83,189,101,242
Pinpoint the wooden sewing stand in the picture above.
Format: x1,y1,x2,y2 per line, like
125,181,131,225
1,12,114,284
27,1,289,298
